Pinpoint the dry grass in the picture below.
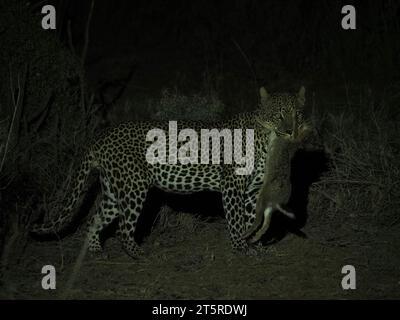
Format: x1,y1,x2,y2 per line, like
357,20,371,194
309,92,400,227
149,206,205,247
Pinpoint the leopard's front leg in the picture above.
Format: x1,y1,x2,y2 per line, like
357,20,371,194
221,174,248,251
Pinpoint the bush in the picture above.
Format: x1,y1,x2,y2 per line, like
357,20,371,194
0,1,99,274
149,87,225,121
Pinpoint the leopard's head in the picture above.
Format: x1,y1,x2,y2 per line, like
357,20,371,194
257,86,311,142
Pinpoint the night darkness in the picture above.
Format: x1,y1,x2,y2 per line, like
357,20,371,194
0,0,400,302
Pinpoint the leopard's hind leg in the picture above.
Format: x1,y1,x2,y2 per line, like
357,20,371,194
116,177,151,258
87,173,119,253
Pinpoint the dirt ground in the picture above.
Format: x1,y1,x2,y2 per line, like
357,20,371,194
2,198,400,299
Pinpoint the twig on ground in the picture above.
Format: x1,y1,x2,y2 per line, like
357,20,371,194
61,234,89,299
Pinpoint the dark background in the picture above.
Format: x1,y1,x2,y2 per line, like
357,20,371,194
0,0,399,299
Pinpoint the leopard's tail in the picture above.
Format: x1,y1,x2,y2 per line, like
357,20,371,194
31,150,97,236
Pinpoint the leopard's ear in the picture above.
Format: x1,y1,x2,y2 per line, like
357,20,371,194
297,86,306,107
259,87,269,108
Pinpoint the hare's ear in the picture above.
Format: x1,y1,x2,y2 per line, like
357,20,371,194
259,87,269,108
297,86,306,107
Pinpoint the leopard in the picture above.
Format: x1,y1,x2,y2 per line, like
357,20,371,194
31,86,309,258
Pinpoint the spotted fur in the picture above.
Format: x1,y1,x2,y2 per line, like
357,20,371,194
32,87,307,257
